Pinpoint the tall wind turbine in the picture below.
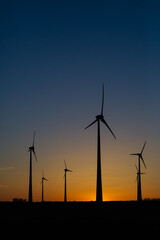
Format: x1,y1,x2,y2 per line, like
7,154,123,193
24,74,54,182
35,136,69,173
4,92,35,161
85,84,116,202
41,171,48,203
28,132,37,203
130,141,147,201
64,160,72,202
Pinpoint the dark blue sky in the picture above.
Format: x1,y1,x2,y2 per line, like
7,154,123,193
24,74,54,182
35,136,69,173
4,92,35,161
0,0,160,201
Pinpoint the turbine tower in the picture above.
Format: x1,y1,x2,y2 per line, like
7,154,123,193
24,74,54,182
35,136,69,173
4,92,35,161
28,132,37,203
41,171,48,203
135,165,145,201
64,160,72,202
130,141,147,201
85,84,116,202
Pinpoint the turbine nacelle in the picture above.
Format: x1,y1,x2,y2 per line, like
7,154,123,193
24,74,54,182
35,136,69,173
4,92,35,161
28,146,34,151
64,169,72,172
42,177,48,181
137,172,145,175
96,114,104,120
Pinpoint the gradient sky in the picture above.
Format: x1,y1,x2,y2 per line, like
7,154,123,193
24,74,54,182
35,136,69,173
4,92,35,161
0,0,160,201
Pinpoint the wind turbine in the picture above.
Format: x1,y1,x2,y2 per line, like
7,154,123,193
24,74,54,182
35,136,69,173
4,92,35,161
85,84,116,202
130,141,147,201
28,132,37,203
41,171,48,203
64,160,72,202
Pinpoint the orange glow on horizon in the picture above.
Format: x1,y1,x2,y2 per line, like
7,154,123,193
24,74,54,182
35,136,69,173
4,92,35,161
0,140,160,202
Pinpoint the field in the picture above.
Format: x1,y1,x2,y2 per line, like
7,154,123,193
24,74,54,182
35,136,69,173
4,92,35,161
1,201,160,222
1,201,160,236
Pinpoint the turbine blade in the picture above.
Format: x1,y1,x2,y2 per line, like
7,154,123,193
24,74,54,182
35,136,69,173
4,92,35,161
135,175,138,183
64,160,67,169
101,84,104,115
33,131,35,147
141,141,147,154
135,164,138,172
140,156,146,169
32,149,37,162
101,118,116,139
130,153,139,156
44,178,48,181
42,170,44,178
85,119,97,129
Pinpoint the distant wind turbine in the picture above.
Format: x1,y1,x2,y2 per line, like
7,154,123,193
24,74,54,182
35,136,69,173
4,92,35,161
41,171,48,202
130,141,147,201
28,132,37,203
85,84,116,202
64,160,72,202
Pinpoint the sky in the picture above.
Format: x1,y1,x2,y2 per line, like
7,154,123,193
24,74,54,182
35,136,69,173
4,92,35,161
0,0,160,201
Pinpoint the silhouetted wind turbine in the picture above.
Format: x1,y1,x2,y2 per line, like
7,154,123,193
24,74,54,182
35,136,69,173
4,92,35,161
64,160,72,202
28,132,37,203
85,84,116,202
130,141,147,201
41,170,48,202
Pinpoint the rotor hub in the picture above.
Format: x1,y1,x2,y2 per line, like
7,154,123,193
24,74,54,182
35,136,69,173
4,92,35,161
96,114,103,120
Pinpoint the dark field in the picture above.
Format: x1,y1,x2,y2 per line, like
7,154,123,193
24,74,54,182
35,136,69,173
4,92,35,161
1,201,160,236
1,201,160,223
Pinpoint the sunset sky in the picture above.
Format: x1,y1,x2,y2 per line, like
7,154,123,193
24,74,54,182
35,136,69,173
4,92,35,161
0,0,160,201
